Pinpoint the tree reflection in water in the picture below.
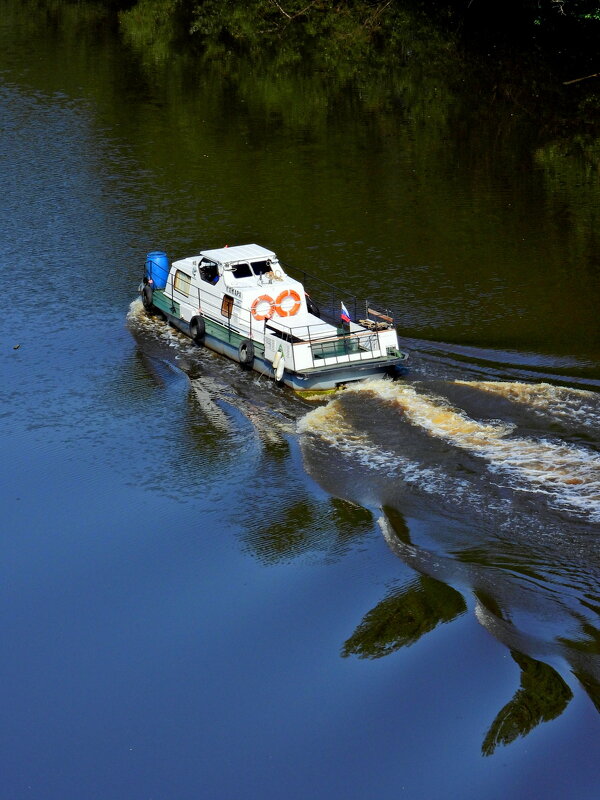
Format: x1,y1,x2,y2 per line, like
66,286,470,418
341,505,583,754
482,651,572,756
341,575,466,658
244,496,374,564
343,575,574,753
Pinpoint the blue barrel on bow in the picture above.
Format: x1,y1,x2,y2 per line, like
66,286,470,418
145,251,169,289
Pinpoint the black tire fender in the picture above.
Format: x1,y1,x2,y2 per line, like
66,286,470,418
142,285,154,312
189,315,206,345
238,338,255,368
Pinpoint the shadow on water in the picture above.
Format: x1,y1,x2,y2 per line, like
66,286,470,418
481,650,573,757
341,574,466,659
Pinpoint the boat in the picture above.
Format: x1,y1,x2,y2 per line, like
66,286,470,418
139,244,408,392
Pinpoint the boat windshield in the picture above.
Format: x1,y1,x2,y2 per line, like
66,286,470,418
231,262,253,279
228,259,284,280
251,260,274,276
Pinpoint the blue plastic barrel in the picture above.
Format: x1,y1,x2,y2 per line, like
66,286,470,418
145,251,169,289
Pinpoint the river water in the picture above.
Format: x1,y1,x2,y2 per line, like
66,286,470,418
1,2,599,798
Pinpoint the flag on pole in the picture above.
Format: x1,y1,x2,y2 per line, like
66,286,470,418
340,302,351,324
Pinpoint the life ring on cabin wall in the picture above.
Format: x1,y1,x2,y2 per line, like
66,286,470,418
274,289,302,317
251,294,275,321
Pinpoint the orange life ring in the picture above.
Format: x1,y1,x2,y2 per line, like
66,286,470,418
274,289,302,317
251,294,275,321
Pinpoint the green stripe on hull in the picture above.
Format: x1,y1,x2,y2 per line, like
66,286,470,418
152,293,266,358
152,290,180,317
203,317,266,357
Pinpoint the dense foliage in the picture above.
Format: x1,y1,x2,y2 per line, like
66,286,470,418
106,1,600,65
37,1,599,79
36,0,600,175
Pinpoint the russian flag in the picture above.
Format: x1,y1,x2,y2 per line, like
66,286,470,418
340,302,351,324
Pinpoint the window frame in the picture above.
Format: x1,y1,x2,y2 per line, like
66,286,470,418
221,294,234,319
173,269,191,297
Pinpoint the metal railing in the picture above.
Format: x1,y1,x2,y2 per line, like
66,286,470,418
265,316,387,370
280,260,394,331
154,271,393,371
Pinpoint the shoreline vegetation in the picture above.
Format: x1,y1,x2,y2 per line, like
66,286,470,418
40,1,600,70
33,1,599,171
40,2,600,101
123,1,599,81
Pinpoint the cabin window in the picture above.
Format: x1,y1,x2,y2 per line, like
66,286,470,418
221,295,234,319
231,262,252,279
200,262,219,284
174,270,191,296
252,260,272,276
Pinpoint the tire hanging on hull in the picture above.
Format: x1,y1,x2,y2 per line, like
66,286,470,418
189,315,206,345
238,339,255,368
142,285,154,312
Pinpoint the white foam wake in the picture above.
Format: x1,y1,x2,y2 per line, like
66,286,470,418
455,380,600,432
298,397,479,505
301,380,600,522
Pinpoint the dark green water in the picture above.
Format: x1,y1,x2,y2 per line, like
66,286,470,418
1,2,599,798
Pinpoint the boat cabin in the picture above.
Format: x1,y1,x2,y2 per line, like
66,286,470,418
168,244,314,338
142,242,407,390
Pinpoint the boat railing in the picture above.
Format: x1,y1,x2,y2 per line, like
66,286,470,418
159,256,395,330
266,317,392,371
182,282,382,347
156,279,393,372
199,287,258,340
280,261,394,331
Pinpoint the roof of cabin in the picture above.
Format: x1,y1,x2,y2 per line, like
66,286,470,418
199,244,276,264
